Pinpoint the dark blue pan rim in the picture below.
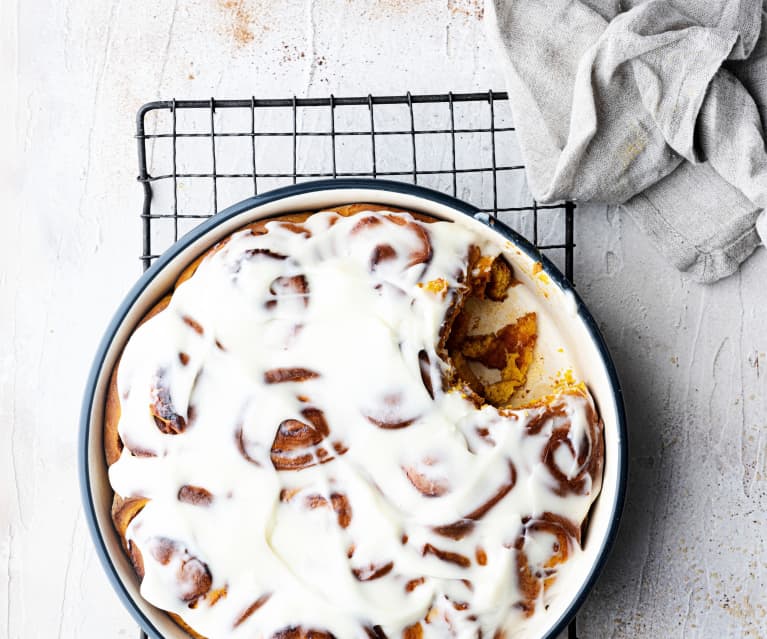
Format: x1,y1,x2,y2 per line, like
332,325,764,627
79,178,628,639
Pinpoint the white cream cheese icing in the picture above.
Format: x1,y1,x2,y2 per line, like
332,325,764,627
109,210,603,639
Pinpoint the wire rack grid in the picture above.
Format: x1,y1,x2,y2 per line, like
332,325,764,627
134,91,578,639
136,91,575,279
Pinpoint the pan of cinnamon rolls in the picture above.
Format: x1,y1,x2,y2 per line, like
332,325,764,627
80,179,627,639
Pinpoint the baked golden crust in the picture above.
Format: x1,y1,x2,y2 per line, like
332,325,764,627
174,205,429,289
105,295,172,467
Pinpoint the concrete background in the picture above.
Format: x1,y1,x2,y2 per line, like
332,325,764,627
1,1,765,637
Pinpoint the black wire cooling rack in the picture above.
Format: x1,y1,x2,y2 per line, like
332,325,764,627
134,91,578,639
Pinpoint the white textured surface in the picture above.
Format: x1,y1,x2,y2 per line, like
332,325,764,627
1,1,766,638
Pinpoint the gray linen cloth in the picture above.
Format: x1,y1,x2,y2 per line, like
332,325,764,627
488,0,767,282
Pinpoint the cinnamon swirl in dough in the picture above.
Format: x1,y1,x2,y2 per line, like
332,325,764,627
105,204,603,639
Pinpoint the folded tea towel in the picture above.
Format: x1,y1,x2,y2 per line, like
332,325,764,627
488,0,767,282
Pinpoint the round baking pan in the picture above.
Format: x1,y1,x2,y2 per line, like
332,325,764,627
80,178,627,639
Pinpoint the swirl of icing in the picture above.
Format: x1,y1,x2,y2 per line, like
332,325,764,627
106,207,603,639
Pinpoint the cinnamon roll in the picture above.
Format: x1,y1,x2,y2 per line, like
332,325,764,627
105,204,603,638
